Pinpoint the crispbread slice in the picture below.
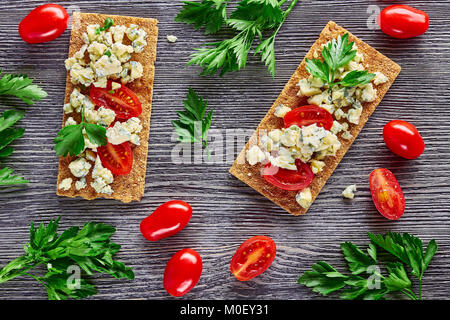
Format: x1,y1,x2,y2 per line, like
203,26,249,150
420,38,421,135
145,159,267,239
229,21,401,216
56,12,158,203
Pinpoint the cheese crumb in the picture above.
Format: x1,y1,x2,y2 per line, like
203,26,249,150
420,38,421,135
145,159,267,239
167,35,178,43
342,184,357,199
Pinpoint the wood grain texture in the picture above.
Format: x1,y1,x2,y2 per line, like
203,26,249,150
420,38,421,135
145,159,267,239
0,0,449,300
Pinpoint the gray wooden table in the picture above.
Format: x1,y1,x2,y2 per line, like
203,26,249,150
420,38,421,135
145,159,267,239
0,0,449,300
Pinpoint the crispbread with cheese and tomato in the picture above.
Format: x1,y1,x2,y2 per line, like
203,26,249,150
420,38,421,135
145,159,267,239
230,21,401,216
56,12,158,202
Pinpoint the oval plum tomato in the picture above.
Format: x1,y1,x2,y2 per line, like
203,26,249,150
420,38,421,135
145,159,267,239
230,236,276,281
263,159,314,191
19,4,69,44
140,200,193,241
369,168,405,220
378,5,429,39
97,141,133,175
164,248,202,297
90,81,142,120
284,105,333,130
383,120,424,160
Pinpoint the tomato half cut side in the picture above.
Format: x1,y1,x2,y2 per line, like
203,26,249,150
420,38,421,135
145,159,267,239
369,168,405,220
97,141,133,175
90,81,142,120
230,236,276,281
284,105,333,130
263,159,314,191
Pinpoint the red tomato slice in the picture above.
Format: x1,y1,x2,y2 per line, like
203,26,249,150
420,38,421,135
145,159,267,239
90,81,142,120
263,159,314,191
383,120,425,160
284,105,333,130
377,5,429,39
164,248,203,297
97,141,133,175
140,200,193,241
19,4,69,44
230,236,276,281
369,168,405,220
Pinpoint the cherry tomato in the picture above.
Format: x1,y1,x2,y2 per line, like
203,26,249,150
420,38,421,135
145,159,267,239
284,105,333,130
230,236,276,281
90,81,142,120
97,141,133,175
378,5,429,39
383,120,425,159
369,168,405,220
263,159,314,191
19,4,69,44
140,200,192,241
164,249,202,297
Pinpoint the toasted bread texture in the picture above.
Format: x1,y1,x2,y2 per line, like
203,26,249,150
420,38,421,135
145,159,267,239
229,21,401,216
56,12,158,202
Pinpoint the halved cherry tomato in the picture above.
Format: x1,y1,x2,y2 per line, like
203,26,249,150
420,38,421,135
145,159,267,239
263,159,314,191
230,236,276,281
383,120,424,160
97,141,133,175
19,4,69,44
164,248,202,297
140,200,193,241
90,81,142,120
284,105,333,130
378,5,429,39
369,168,405,220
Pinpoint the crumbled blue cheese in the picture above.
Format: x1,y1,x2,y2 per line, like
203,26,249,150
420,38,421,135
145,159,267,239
310,159,325,174
347,107,363,125
126,24,147,53
246,145,266,166
167,35,178,43
65,117,77,127
69,63,95,86
360,83,377,102
111,43,134,63
373,72,388,85
64,88,95,114
106,117,142,145
274,104,291,118
58,178,73,191
297,78,322,97
296,188,312,209
110,25,127,43
93,55,123,78
268,129,283,143
260,134,279,153
68,157,92,178
330,120,344,135
75,177,87,191
87,41,108,62
120,61,143,84
342,184,357,199
280,125,301,147
91,156,114,195
341,131,353,140
334,108,346,121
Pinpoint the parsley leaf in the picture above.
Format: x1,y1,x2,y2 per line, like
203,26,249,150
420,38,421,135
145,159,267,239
54,107,107,157
175,0,229,35
179,0,299,77
0,167,29,185
305,33,375,89
0,109,28,185
0,71,47,105
172,88,213,153
0,218,134,300
95,18,114,34
298,232,438,300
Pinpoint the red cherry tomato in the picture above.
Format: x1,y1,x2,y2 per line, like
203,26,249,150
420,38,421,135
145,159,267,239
383,120,425,160
90,81,142,120
19,4,69,44
230,236,276,281
97,141,133,175
378,5,429,39
263,159,314,191
369,168,405,220
140,200,193,241
164,249,202,297
284,105,333,130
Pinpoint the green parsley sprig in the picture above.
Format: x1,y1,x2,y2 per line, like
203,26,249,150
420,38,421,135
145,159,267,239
0,70,48,105
0,217,134,300
95,17,114,34
306,33,375,89
54,106,107,157
175,0,299,77
172,88,213,154
298,232,437,300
